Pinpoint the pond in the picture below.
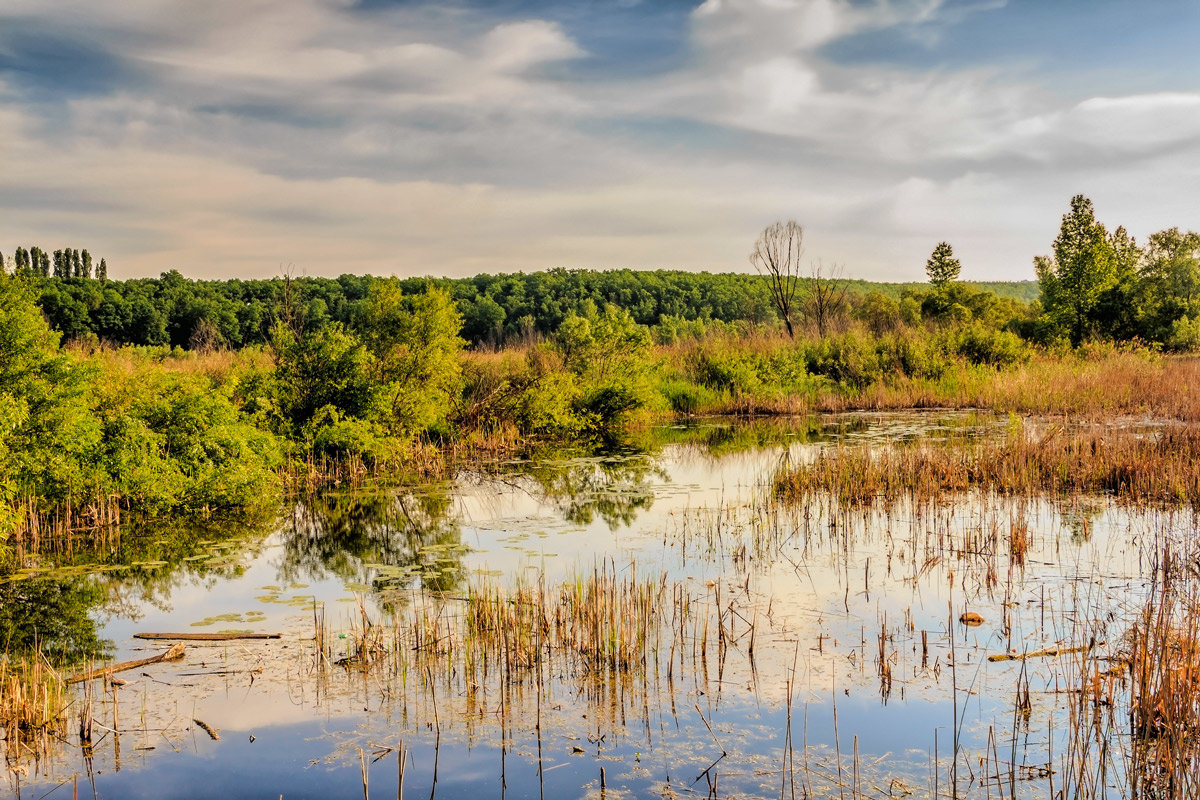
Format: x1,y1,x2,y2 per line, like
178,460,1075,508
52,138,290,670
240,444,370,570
2,413,1185,799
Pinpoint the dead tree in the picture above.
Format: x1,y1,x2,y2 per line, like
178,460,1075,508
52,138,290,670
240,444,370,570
805,259,848,338
750,220,804,339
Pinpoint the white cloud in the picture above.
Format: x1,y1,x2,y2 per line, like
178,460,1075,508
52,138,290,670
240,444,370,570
2,0,1198,283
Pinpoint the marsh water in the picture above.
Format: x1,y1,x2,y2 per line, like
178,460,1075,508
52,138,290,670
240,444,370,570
3,414,1183,799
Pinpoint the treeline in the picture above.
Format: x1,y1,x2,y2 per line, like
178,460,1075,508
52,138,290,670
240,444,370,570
2,259,1043,352
2,193,1198,550
0,246,108,281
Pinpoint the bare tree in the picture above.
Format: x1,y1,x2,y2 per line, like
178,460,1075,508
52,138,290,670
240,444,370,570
750,220,804,338
805,259,848,338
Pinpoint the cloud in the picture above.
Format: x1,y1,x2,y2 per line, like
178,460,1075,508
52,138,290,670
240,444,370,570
1,0,1198,283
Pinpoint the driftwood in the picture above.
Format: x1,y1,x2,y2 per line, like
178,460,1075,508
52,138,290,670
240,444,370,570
68,643,186,684
134,632,281,641
987,641,1103,663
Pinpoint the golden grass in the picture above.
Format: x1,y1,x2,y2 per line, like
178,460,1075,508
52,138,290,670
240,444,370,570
0,651,69,768
1125,560,1200,799
775,423,1200,507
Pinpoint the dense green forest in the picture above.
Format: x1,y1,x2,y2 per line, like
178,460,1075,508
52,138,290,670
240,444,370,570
2,194,1198,552
0,257,1037,351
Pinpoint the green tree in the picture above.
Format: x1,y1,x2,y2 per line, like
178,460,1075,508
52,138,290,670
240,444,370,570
32,247,49,277
1035,195,1119,346
925,242,961,287
1139,228,1200,344
13,247,29,277
52,249,68,279
0,273,95,539
359,282,465,434
272,323,376,429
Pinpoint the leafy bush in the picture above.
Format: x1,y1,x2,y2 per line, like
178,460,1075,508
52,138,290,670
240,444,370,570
952,324,1030,368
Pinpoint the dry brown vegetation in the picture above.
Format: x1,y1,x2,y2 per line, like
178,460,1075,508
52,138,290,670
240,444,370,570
1126,561,1200,799
1,653,69,769
775,422,1200,507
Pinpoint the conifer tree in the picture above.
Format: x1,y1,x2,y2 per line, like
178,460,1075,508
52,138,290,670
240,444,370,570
925,242,961,287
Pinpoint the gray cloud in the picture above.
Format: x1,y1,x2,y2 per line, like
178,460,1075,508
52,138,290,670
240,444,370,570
1,0,1197,281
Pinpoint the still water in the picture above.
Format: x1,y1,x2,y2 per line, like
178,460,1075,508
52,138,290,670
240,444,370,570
2,414,1178,798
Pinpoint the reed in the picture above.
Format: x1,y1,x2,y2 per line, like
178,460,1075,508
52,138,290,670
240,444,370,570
1127,561,1200,799
0,649,69,768
775,423,1200,508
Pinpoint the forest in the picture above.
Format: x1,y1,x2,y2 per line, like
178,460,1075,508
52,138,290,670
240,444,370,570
1,194,1198,553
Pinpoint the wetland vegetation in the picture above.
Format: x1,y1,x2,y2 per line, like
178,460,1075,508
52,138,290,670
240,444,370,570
4,196,1200,798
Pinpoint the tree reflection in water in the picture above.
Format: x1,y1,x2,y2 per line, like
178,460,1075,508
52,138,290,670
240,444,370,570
0,578,113,665
280,488,465,596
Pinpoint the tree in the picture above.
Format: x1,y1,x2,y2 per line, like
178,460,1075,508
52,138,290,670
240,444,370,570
750,220,804,338
1035,195,1119,346
53,250,68,279
97,258,108,282
359,281,465,434
925,242,961,287
804,260,847,338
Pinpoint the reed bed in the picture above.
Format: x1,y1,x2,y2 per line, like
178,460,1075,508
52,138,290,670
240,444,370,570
419,562,669,681
1126,559,1200,799
775,423,1200,507
0,651,69,768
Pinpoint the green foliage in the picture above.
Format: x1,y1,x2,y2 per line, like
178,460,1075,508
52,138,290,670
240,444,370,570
0,273,96,529
554,304,656,432
951,324,1030,368
98,371,283,511
303,406,396,462
272,323,377,430
925,242,961,287
360,281,465,434
1168,315,1200,352
1035,195,1125,346
516,367,588,438
1138,228,1200,346
658,378,723,414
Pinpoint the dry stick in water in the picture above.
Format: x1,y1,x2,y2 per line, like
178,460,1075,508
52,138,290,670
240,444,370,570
68,643,186,684
134,632,281,641
397,740,406,800
360,746,369,800
986,642,1102,662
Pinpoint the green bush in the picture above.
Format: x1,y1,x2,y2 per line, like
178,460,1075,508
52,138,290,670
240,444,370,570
952,324,1030,368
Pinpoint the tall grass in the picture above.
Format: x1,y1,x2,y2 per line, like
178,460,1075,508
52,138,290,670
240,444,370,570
0,651,69,768
775,423,1200,507
1127,558,1200,798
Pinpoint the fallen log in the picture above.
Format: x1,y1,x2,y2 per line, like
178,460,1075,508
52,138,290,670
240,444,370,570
134,632,281,641
68,643,186,684
987,641,1103,663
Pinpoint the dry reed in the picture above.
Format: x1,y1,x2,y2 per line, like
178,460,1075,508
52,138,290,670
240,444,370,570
0,650,69,769
775,424,1200,508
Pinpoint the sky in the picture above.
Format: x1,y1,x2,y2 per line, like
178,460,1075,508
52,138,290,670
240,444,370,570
1,0,1198,282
